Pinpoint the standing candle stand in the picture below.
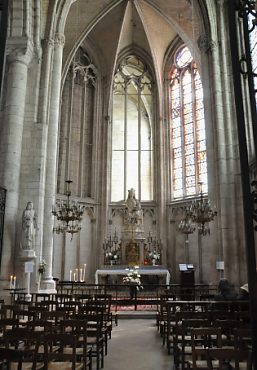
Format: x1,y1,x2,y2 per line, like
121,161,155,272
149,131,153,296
178,206,196,264
178,183,217,282
103,229,121,265
144,231,162,265
4,276,26,303
69,264,87,282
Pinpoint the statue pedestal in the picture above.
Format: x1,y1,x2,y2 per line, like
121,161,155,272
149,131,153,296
19,249,36,261
17,249,36,300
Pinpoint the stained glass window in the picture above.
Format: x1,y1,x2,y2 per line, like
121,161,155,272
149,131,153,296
169,46,207,199
111,55,153,202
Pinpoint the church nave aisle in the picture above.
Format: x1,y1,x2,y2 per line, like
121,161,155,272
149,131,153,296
103,319,172,370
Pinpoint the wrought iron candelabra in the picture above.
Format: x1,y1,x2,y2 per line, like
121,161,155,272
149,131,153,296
52,180,85,237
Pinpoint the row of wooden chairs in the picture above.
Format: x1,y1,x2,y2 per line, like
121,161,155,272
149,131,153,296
172,318,252,369
155,296,252,369
187,327,252,370
0,324,91,370
0,295,116,370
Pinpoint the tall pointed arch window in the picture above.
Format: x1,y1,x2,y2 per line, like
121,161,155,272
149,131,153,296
169,46,207,199
111,55,153,202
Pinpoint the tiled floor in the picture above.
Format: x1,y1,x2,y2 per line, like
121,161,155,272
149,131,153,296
103,318,173,370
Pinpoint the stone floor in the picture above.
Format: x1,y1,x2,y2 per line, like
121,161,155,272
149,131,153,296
103,318,173,370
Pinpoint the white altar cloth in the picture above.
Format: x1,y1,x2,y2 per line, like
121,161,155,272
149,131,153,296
95,267,171,285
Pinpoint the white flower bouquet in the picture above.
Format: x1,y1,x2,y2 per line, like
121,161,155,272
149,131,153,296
123,267,143,290
148,250,160,261
105,251,118,261
38,259,47,274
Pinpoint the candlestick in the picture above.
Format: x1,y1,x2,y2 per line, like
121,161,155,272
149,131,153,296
13,276,16,290
69,270,72,281
73,272,76,282
75,268,78,281
9,275,13,290
80,268,83,282
83,264,86,281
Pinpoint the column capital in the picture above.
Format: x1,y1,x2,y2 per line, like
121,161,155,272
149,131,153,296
43,38,55,49
7,40,34,66
197,34,217,54
55,33,65,47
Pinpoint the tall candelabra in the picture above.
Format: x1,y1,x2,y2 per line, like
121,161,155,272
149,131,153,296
178,183,217,278
178,206,196,263
190,183,217,236
145,231,162,265
52,180,85,238
103,229,121,265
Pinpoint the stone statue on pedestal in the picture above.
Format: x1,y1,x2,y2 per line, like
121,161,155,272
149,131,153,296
124,188,143,228
21,201,38,250
122,189,145,265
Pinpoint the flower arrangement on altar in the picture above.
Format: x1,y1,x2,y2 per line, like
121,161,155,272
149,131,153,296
38,259,47,274
105,251,118,261
123,267,143,290
148,250,160,263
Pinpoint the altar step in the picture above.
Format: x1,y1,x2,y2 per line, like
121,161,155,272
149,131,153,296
116,310,156,319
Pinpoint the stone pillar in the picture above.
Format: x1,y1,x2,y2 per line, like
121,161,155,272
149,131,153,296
0,44,33,283
41,33,65,292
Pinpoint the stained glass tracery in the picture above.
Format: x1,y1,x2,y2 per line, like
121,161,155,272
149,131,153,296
169,46,207,199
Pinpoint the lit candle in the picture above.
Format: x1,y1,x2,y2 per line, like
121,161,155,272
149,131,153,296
13,276,16,290
83,264,86,281
75,268,78,281
9,275,13,290
80,268,83,282
69,270,72,281
73,272,76,282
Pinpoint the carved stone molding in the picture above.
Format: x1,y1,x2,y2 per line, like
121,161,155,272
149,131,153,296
7,41,34,66
197,34,217,54
55,33,65,47
43,38,55,49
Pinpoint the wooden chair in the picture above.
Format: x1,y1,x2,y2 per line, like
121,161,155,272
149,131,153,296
156,293,175,337
94,294,116,331
2,328,44,370
174,318,210,370
41,309,69,325
233,328,252,351
28,305,48,320
212,319,241,347
37,332,85,370
186,327,222,370
79,302,109,355
61,319,92,370
205,348,252,370
0,318,19,340
13,308,35,325
76,312,105,370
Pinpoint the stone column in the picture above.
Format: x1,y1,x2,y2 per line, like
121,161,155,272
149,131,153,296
41,33,65,292
0,44,33,282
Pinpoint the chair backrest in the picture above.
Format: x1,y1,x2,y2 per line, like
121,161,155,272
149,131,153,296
234,327,252,350
42,309,69,324
0,318,19,334
40,333,82,370
206,348,252,370
26,319,53,333
191,327,222,349
190,327,222,370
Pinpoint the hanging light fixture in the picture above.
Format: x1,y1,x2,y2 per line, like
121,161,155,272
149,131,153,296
178,206,196,235
52,180,85,237
190,182,217,236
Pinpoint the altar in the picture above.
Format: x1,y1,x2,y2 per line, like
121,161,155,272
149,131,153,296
95,266,171,285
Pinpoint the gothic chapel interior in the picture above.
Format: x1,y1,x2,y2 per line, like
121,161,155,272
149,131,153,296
0,0,257,307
